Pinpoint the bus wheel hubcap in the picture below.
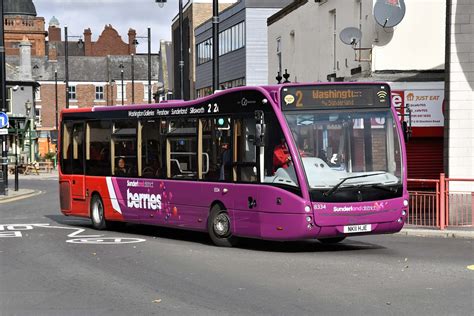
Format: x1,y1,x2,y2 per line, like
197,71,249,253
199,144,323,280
93,201,102,223
214,213,230,237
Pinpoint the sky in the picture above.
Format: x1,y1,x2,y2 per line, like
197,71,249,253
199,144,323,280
34,0,179,53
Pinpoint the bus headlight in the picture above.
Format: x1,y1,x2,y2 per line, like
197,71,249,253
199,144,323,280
403,199,409,207
306,216,312,222
402,210,407,216
304,206,311,213
397,218,403,223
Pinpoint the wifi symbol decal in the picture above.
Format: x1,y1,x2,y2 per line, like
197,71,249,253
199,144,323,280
377,90,388,102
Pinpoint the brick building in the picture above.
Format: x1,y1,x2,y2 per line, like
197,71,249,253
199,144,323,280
32,18,161,156
3,0,47,56
5,1,162,158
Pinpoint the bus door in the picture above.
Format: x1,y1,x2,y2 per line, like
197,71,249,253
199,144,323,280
63,122,86,201
230,116,261,234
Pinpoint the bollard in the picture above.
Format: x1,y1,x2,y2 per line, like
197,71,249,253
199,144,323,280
439,173,446,230
14,165,19,191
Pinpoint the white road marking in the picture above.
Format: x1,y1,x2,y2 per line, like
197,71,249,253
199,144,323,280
66,237,146,244
0,222,146,245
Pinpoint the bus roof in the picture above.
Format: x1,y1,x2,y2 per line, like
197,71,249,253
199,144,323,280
60,82,390,115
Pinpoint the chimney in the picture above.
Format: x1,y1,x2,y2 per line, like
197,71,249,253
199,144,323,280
84,28,92,56
128,28,137,54
48,25,61,42
19,37,33,81
48,44,58,61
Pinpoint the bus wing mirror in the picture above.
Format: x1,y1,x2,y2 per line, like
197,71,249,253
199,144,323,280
255,110,265,146
402,121,411,142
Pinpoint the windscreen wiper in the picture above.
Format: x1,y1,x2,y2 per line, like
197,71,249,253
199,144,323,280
358,183,399,193
323,173,386,197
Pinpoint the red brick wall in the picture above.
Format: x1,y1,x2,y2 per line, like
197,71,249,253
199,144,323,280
4,16,47,56
88,25,133,57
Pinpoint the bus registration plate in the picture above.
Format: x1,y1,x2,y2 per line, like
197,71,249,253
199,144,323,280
343,224,372,233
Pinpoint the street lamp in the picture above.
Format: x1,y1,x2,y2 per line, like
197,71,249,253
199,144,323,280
119,63,124,105
14,120,19,191
55,69,58,133
131,53,135,104
64,26,83,109
133,27,152,104
25,100,32,163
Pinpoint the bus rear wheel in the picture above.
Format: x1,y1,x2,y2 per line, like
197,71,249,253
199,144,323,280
208,205,238,247
90,194,107,230
317,236,346,244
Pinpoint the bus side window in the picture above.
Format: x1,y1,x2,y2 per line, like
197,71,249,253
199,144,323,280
166,118,197,179
234,118,258,183
71,123,85,175
201,118,231,182
61,122,74,174
141,119,163,178
112,121,138,177
86,121,111,176
263,119,298,188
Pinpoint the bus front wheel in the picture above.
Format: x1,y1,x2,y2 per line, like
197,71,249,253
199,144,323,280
317,236,346,244
90,194,107,230
208,205,238,247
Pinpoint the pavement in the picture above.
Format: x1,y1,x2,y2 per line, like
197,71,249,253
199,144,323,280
0,170,56,203
0,170,472,239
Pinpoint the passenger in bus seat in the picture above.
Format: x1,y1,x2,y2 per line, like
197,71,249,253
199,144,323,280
219,143,232,180
115,157,129,176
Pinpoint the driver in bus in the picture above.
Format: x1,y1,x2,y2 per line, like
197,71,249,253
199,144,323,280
273,138,291,173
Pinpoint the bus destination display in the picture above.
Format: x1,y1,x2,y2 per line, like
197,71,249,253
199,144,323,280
281,84,391,110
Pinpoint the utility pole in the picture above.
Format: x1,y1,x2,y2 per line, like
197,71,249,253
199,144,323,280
0,0,9,195
212,0,219,93
178,0,184,99
64,26,69,109
148,27,152,103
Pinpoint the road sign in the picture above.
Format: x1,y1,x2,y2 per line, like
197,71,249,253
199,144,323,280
0,112,8,128
0,129,8,135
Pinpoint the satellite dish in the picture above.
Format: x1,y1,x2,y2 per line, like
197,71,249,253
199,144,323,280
374,0,406,28
339,27,362,46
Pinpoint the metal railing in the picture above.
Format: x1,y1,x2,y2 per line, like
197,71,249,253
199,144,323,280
407,174,474,230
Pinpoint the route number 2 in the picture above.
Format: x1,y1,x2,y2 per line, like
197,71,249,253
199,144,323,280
208,103,219,113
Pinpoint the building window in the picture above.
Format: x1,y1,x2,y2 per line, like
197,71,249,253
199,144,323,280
68,85,76,100
144,84,150,101
35,87,41,101
197,86,213,98
35,105,42,127
116,83,126,100
330,9,337,71
196,39,213,65
196,22,245,65
95,86,104,100
219,78,246,90
6,88,12,113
